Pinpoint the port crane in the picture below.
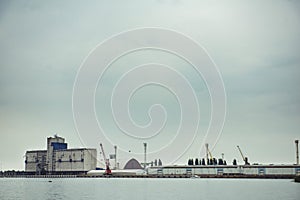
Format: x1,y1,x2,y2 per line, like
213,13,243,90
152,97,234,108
237,145,250,165
205,143,215,165
205,143,212,159
208,148,213,160
100,143,112,175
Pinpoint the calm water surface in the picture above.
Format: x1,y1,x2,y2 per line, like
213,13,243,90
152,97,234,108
0,178,299,200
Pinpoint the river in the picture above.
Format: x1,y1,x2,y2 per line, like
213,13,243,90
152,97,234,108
0,178,299,200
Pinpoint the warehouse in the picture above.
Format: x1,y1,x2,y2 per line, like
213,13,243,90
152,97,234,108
25,135,97,174
147,165,300,177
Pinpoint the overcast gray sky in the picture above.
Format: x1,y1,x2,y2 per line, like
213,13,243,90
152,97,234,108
0,0,300,170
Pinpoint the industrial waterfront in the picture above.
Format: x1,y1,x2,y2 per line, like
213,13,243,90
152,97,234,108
1,135,299,181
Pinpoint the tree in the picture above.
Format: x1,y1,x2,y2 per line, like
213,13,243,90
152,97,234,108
188,159,193,165
202,158,206,165
195,158,199,165
158,159,162,166
233,159,237,165
218,158,223,165
213,158,217,165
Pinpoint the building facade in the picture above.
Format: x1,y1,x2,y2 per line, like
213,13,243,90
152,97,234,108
25,135,97,174
25,150,47,174
147,165,300,177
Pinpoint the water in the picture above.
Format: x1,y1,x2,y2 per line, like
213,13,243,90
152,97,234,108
0,178,299,200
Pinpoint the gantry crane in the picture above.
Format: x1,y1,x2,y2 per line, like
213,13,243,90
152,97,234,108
237,145,250,165
100,143,112,175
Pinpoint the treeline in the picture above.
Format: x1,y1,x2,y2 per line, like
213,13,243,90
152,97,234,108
187,158,227,166
0,170,34,177
187,158,243,166
0,170,85,177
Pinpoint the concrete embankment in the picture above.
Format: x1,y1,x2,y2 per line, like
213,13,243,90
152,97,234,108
1,174,296,179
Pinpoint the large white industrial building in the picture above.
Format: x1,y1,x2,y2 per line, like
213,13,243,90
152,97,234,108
25,135,97,174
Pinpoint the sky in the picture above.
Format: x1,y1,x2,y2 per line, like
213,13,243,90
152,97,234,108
0,0,299,170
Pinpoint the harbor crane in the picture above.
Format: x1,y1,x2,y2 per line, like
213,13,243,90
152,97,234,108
237,145,250,165
100,143,112,175
208,148,213,160
205,143,216,165
205,143,213,160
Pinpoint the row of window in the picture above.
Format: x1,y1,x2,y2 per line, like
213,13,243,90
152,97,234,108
57,158,84,162
25,158,85,163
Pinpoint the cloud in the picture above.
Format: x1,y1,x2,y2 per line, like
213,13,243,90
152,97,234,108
0,0,299,169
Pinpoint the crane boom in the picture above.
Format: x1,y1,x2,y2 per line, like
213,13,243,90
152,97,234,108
208,149,213,160
237,145,245,161
205,143,213,160
237,145,250,165
100,143,112,175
